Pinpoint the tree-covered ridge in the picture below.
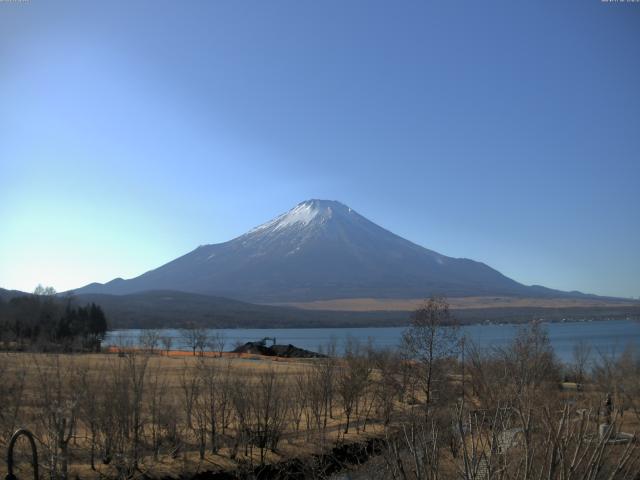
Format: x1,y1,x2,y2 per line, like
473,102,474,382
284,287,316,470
0,285,108,351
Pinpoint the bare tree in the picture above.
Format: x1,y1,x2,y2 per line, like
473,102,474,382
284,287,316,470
337,338,371,434
372,348,403,426
403,296,459,410
161,335,173,355
229,373,250,459
34,284,57,296
496,322,560,404
147,364,169,461
196,357,223,453
306,355,337,446
571,339,592,386
32,355,79,480
190,371,208,459
382,409,441,480
454,401,640,480
289,372,308,437
125,352,149,470
208,331,226,357
181,326,199,356
95,357,123,468
247,369,288,464
181,325,209,356
179,360,199,432
76,364,101,470
618,344,640,422
594,344,640,423
140,329,161,354
0,353,27,444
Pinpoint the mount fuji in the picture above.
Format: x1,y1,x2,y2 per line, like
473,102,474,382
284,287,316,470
74,199,581,302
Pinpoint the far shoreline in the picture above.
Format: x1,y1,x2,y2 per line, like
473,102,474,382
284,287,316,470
104,314,640,332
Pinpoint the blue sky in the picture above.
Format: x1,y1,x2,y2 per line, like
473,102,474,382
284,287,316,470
1,0,639,298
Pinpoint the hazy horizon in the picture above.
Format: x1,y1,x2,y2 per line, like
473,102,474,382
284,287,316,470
1,1,639,298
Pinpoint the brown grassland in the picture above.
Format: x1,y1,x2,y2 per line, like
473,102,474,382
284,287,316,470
1,303,639,480
0,350,393,480
274,296,640,312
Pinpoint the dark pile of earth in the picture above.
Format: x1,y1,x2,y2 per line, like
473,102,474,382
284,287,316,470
232,342,325,358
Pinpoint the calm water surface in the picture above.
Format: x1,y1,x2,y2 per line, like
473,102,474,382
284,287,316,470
106,319,640,363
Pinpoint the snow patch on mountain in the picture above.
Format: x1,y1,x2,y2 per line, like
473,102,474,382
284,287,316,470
248,200,330,234
274,202,321,230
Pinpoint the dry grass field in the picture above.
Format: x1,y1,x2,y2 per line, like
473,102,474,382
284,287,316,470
0,350,393,480
1,318,639,480
274,296,640,311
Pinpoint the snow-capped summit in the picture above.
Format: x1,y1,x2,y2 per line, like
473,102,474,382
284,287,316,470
250,199,345,233
74,199,569,302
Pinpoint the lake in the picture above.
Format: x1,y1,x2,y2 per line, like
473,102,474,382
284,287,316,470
105,319,640,364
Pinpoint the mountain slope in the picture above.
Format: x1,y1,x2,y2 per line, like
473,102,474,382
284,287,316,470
0,287,30,301
73,290,406,329
75,199,583,302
